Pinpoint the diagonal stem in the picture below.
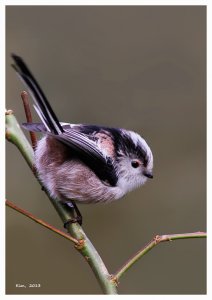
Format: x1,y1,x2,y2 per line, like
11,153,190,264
112,231,207,283
6,199,80,245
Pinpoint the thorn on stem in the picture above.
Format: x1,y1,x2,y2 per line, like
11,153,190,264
110,275,119,287
5,109,14,115
75,239,85,250
154,235,162,244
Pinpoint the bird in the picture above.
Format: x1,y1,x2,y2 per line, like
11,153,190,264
11,54,153,224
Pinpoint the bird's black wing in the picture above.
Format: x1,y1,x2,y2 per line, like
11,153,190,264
22,122,118,186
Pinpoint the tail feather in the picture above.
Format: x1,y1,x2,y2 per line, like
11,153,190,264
11,54,64,135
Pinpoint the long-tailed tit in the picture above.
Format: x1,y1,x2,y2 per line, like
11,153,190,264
11,54,153,223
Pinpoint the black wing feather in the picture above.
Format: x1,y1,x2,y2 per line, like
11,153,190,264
22,122,46,132
55,130,118,186
12,54,63,134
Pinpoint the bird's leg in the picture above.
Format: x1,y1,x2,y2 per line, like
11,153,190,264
40,185,83,227
63,201,83,228
71,201,82,224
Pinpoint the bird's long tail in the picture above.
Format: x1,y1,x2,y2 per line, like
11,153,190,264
11,54,64,135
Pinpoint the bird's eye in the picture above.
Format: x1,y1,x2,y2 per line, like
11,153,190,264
131,160,140,168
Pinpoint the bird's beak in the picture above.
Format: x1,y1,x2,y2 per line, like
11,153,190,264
143,171,153,179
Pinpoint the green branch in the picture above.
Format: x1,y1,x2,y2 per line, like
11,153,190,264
113,232,207,282
6,110,118,294
6,110,34,169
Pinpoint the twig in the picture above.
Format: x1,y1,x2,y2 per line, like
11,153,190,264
5,110,118,294
6,199,80,245
21,91,37,150
6,109,34,170
112,231,207,283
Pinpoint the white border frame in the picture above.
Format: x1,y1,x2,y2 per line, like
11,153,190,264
1,1,209,299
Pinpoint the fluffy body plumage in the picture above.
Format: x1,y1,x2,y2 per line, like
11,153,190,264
12,54,153,204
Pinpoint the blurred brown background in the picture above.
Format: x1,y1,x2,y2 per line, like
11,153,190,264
6,6,206,294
